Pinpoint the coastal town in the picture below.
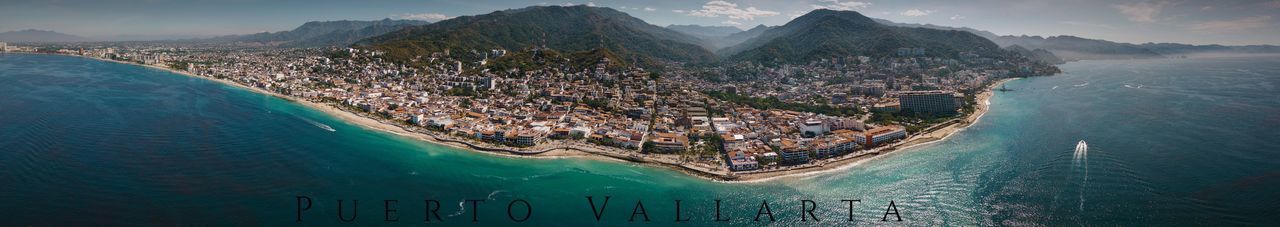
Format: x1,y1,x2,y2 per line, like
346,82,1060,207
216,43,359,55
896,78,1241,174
2,42,1053,180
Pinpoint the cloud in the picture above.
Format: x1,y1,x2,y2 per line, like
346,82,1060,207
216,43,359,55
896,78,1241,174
587,2,596,7
949,15,965,20
1113,1,1169,23
900,9,936,17
672,9,686,13
687,1,779,21
1267,1,1280,8
810,0,871,11
1187,15,1272,32
722,20,742,26
644,7,656,11
395,13,452,21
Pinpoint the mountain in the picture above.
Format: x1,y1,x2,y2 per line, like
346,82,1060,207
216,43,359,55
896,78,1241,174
1138,43,1280,55
1005,45,1064,64
709,25,774,51
357,5,715,65
872,19,1000,41
721,9,1003,64
666,24,742,39
0,29,91,43
870,19,1170,62
211,19,430,47
991,35,1162,61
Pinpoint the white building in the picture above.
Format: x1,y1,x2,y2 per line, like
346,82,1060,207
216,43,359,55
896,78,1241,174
856,125,907,147
798,119,829,137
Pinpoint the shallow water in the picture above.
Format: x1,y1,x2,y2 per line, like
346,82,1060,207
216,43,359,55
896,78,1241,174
1,53,1277,225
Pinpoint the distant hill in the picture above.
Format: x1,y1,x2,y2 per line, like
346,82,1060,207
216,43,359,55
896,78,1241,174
707,25,774,51
870,19,1167,62
722,9,1003,64
0,29,90,43
666,24,742,39
1138,43,1280,55
872,19,1000,41
357,5,715,65
210,19,430,47
1005,45,1064,64
874,19,1280,61
989,35,1162,61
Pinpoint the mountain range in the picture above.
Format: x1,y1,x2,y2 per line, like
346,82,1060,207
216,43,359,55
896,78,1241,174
208,19,430,47
719,9,1004,64
869,19,1280,62
668,24,776,50
358,5,716,66
0,29,91,43
359,7,1023,67
664,25,742,40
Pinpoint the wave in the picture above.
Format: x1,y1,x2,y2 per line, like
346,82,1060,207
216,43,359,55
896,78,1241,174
487,190,506,200
449,201,466,217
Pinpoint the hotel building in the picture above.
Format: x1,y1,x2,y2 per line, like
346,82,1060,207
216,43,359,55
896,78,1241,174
898,90,962,116
856,125,907,147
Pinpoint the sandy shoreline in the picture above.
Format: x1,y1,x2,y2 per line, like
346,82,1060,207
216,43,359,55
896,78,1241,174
53,53,1018,183
723,77,1018,182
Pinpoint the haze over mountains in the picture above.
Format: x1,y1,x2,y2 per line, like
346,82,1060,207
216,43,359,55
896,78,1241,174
8,4,1276,64
865,19,1280,62
664,25,742,40
0,29,90,43
207,19,430,47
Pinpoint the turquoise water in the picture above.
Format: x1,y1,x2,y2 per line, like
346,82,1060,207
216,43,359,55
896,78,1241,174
1,53,1278,225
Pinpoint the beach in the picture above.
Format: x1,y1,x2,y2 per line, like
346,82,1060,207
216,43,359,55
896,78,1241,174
74,53,1016,182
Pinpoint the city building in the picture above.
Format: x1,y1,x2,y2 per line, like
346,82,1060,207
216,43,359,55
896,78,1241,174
727,148,760,171
649,132,688,153
856,125,907,147
898,90,961,116
778,139,810,163
512,131,542,147
872,101,900,113
798,119,829,137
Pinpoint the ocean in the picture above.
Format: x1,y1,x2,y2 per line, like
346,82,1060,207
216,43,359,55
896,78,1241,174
1,53,1277,225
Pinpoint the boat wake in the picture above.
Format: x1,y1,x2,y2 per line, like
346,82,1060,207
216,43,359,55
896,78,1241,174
1123,83,1145,89
1073,82,1089,87
1052,85,1059,90
301,117,336,132
1072,140,1089,210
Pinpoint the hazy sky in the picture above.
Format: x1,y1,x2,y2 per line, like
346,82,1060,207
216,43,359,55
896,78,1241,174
2,0,1277,45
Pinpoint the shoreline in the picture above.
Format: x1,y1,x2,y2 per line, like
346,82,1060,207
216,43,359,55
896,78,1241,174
40,52,1018,183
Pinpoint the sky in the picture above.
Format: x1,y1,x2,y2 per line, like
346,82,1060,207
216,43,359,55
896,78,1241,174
1,0,1278,45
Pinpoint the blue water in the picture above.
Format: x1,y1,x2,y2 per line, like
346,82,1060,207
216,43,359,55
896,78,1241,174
1,53,1278,225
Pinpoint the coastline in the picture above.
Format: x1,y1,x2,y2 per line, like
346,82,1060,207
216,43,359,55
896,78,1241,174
46,53,1018,183
723,77,1018,182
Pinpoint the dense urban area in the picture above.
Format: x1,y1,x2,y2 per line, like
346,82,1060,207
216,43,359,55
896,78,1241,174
2,37,1054,178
